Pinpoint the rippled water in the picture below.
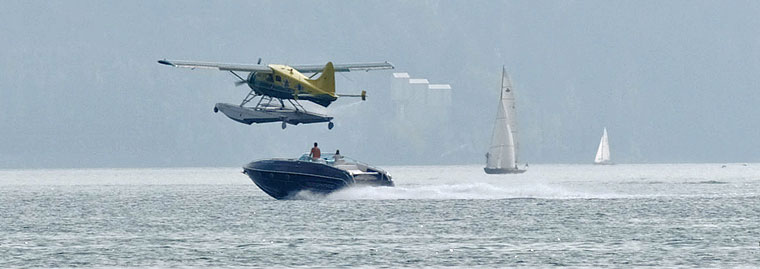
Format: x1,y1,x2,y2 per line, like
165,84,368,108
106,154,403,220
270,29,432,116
2,164,760,267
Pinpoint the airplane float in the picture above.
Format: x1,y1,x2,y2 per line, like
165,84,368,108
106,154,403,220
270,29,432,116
158,59,394,129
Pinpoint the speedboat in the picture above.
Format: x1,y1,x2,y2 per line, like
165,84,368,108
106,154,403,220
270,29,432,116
243,153,393,199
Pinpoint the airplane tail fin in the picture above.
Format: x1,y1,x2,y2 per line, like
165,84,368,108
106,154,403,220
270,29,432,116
308,62,336,95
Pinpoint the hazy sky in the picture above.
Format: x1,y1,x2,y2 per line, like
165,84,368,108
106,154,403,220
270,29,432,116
1,0,759,168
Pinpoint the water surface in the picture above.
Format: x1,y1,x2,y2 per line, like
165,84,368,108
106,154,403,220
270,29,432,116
1,164,759,267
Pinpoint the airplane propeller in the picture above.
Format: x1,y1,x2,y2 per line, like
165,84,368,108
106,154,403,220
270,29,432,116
233,58,262,86
232,75,250,86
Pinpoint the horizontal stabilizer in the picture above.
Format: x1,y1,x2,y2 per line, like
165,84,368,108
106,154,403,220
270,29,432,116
338,90,367,101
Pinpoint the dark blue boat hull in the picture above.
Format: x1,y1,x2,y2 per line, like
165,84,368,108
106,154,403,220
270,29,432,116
243,159,355,199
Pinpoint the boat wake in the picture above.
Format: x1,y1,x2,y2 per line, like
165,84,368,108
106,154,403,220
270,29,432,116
684,180,728,185
319,182,625,200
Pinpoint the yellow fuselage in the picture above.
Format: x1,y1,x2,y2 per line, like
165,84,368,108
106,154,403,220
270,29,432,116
247,63,337,107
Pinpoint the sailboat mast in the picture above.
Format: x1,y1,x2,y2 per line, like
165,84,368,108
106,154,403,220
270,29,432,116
500,66,505,100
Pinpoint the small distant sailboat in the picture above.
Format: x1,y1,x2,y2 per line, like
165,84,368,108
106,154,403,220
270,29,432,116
594,128,612,165
485,67,526,174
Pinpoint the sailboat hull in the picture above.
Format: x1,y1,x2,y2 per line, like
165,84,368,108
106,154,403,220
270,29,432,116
484,167,526,174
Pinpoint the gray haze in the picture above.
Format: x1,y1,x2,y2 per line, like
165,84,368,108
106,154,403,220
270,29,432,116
1,0,759,168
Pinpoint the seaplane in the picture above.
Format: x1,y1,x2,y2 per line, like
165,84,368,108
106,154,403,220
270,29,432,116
157,58,394,129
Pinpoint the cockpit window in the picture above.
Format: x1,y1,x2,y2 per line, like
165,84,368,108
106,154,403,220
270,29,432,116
275,75,281,82
266,74,274,82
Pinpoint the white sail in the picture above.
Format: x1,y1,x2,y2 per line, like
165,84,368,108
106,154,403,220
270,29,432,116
486,121,516,170
500,67,519,163
501,124,516,169
594,128,611,164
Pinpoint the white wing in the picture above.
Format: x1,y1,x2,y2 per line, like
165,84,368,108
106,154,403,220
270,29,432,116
158,59,271,72
158,59,393,73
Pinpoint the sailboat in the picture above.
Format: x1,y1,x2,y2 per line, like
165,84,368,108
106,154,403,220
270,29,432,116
484,67,525,174
594,128,612,165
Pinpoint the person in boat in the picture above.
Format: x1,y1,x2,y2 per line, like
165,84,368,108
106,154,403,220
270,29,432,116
334,149,344,164
310,142,321,160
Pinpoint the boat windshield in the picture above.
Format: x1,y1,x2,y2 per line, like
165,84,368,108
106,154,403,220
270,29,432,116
297,153,357,165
